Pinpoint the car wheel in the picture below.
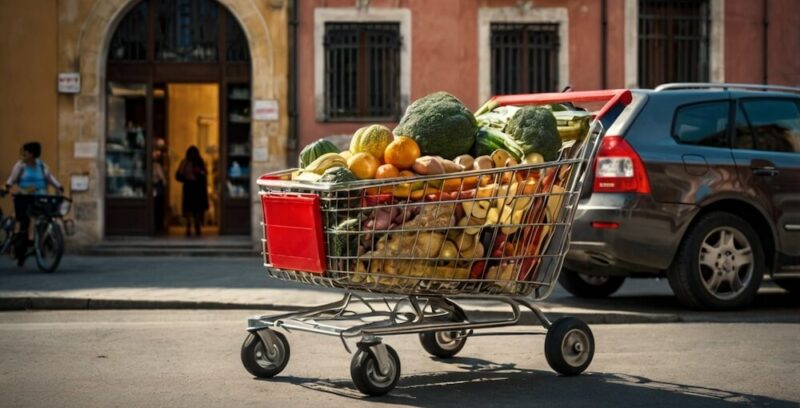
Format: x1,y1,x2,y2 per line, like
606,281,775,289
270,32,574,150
668,212,764,310
559,267,625,298
773,279,800,295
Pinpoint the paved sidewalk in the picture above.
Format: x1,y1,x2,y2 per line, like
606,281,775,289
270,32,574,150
0,256,797,324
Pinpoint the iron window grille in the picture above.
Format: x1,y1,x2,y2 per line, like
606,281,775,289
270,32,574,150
638,0,710,89
490,23,560,95
324,22,401,121
108,1,149,61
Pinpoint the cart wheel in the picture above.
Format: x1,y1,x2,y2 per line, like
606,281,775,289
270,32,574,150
350,343,401,396
419,329,467,358
240,330,290,378
544,317,594,376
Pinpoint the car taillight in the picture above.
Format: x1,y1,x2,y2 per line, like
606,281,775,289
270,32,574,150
593,136,651,194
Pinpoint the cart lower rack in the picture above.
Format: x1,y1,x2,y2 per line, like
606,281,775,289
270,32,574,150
242,89,632,396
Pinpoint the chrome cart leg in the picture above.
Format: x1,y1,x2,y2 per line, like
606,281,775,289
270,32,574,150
515,297,552,329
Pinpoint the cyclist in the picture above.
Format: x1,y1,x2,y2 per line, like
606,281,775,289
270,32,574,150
2,142,63,265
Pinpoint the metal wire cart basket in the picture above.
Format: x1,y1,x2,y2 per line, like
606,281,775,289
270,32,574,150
242,90,633,396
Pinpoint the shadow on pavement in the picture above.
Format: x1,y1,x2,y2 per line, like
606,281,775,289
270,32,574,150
263,356,796,407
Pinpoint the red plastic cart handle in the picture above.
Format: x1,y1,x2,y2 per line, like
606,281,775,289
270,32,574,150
490,89,632,120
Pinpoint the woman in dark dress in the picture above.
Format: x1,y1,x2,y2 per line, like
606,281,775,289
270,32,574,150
175,146,209,237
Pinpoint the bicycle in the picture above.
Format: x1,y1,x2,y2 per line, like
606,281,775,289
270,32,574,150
0,191,74,273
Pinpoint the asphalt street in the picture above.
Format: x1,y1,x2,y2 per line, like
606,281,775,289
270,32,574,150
1,256,798,325
0,310,797,407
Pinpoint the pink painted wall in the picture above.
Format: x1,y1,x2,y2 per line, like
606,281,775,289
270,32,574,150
297,0,799,149
724,0,799,86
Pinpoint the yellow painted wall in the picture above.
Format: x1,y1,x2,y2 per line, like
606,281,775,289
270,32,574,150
0,0,58,214
166,83,219,225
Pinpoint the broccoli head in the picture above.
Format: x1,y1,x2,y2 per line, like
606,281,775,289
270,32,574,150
505,106,561,161
393,92,477,160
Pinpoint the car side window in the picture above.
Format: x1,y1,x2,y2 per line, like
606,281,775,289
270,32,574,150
734,104,755,150
739,99,800,154
672,101,730,148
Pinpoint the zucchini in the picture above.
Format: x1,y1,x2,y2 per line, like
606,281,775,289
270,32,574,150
473,128,524,161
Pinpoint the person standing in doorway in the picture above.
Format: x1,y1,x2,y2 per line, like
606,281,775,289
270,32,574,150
175,146,209,237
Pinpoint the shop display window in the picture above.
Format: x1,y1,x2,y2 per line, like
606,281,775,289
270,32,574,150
226,84,251,199
106,82,148,198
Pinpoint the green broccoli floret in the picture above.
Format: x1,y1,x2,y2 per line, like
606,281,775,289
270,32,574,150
393,92,477,160
505,106,561,161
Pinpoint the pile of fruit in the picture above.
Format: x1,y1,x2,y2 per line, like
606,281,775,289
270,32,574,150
286,92,592,294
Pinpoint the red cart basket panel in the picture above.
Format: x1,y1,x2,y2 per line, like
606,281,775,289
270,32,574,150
261,193,326,274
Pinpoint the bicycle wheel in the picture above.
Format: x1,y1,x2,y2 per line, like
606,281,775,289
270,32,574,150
35,221,64,273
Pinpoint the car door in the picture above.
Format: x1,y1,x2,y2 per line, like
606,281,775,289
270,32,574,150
730,97,800,262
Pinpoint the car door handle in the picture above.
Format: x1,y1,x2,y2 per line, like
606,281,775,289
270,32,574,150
752,166,780,177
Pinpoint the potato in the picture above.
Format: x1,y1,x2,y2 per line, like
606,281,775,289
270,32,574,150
453,231,475,252
491,149,512,168
473,155,494,170
500,206,525,235
546,185,565,222
414,232,446,258
454,154,474,170
413,156,446,175
460,241,485,259
457,215,484,235
476,183,500,199
438,240,459,259
440,158,463,173
462,200,491,218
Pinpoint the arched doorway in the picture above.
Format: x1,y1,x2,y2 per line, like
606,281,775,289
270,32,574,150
104,0,252,236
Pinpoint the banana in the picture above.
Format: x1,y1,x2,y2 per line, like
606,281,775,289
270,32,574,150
303,152,347,174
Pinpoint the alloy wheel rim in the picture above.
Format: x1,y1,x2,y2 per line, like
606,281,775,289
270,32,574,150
697,227,754,300
578,273,610,286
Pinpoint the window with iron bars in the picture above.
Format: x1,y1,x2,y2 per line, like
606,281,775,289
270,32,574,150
638,0,710,89
491,23,560,95
324,22,401,121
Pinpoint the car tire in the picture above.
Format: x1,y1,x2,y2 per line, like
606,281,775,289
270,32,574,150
773,279,800,295
668,212,764,310
559,268,625,298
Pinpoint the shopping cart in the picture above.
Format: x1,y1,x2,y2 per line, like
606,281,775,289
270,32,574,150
243,89,632,396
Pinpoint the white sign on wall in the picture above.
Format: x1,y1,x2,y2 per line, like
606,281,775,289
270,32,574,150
253,100,279,121
70,174,90,192
74,141,98,159
58,73,81,94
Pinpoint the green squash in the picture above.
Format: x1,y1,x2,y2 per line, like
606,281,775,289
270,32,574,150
299,139,340,168
319,167,357,184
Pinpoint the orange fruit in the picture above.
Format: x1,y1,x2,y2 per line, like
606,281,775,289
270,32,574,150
375,164,400,179
384,136,421,170
347,152,381,180
399,170,415,178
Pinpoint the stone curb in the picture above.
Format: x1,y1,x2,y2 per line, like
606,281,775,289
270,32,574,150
3,296,797,324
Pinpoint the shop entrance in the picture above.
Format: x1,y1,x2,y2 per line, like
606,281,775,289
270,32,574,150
163,83,220,236
104,0,252,236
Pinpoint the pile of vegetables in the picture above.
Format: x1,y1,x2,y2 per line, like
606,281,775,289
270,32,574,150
284,91,592,294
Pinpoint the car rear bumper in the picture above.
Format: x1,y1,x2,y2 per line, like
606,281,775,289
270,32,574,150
564,193,697,277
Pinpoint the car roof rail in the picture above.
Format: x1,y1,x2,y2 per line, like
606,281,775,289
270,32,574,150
655,82,800,94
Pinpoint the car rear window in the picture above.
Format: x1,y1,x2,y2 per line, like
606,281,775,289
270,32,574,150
737,99,800,153
672,101,730,148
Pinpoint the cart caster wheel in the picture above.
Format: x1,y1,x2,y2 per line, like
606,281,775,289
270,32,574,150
419,329,467,358
350,343,401,396
544,317,594,376
241,329,290,378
